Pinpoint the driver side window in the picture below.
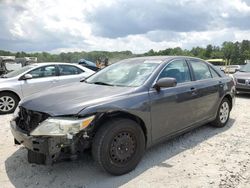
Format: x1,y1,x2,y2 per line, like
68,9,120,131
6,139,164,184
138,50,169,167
158,60,191,84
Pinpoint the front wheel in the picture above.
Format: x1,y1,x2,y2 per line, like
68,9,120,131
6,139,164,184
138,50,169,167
211,98,231,128
92,118,145,175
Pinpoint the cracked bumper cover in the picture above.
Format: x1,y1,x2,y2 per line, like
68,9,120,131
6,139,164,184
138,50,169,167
10,120,75,164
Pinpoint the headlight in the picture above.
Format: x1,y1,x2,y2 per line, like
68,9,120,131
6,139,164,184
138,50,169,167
30,115,95,136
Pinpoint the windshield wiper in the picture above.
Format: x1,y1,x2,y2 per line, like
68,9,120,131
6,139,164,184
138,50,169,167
92,81,113,86
0,75,7,78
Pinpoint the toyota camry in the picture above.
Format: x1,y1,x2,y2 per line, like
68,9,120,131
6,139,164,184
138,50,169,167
11,56,235,175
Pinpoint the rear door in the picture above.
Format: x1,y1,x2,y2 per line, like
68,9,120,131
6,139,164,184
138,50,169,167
57,65,89,86
187,59,221,121
150,59,200,140
20,65,58,97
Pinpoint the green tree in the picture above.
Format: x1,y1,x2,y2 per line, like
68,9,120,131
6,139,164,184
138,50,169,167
222,42,234,65
190,47,206,59
239,40,250,64
231,42,240,64
1,40,250,64
205,44,213,59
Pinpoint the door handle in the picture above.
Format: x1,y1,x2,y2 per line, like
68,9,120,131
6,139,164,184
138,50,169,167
219,81,224,87
190,87,197,96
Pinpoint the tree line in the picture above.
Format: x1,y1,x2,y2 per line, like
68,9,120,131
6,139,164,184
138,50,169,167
144,40,250,65
0,40,250,65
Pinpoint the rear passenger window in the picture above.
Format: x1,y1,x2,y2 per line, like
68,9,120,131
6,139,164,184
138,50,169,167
189,60,212,80
59,65,84,76
209,67,220,78
158,60,191,84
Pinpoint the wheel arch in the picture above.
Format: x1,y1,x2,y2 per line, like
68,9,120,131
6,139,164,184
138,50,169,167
223,94,233,111
0,90,21,102
93,111,148,145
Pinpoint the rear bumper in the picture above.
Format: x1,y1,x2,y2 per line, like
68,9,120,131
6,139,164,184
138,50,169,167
10,120,74,164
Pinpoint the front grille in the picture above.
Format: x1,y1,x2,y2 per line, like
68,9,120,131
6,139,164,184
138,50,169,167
237,79,246,84
15,107,50,133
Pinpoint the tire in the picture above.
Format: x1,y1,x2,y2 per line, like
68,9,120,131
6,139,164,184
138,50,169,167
211,98,231,128
92,118,145,175
0,92,19,114
27,149,46,165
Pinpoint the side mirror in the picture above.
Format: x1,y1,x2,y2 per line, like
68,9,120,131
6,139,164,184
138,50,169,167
80,77,86,82
21,74,33,80
154,77,177,91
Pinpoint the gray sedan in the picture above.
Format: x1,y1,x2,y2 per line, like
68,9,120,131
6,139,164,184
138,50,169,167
11,56,235,175
233,63,250,93
0,62,95,114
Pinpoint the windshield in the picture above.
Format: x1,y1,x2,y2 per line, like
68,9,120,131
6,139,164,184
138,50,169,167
240,63,250,72
86,59,161,87
2,65,36,78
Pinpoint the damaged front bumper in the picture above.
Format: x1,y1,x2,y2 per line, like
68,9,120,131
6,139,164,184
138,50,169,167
10,120,80,164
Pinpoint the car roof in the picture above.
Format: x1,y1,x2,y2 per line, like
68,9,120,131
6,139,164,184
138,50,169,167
124,56,203,63
31,62,95,72
32,62,79,66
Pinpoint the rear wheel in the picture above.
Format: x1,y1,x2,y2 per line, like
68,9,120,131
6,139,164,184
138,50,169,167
92,118,145,175
211,98,230,128
0,92,19,114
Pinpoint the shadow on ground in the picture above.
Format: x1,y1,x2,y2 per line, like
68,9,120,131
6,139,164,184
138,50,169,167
5,119,235,188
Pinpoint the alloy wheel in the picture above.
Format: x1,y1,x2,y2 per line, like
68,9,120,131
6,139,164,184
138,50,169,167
0,96,15,112
219,101,229,124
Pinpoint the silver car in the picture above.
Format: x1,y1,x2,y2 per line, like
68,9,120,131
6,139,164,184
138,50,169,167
0,62,95,114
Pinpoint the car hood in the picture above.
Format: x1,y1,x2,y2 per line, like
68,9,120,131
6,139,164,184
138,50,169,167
20,82,137,116
234,71,250,79
0,77,17,86
0,77,13,82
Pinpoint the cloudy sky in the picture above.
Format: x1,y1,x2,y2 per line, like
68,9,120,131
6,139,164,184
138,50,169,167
0,0,250,53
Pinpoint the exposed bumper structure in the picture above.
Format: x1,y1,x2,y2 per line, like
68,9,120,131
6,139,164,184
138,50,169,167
10,120,77,164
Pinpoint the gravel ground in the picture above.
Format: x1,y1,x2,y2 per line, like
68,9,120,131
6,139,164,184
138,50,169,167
0,95,250,188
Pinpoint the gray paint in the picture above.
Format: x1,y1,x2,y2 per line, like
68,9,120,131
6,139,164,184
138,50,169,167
20,56,235,148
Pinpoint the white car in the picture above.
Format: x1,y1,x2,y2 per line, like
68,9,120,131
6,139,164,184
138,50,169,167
0,62,95,114
224,65,241,74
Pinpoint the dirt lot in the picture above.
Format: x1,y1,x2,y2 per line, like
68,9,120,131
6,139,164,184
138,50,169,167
0,95,250,188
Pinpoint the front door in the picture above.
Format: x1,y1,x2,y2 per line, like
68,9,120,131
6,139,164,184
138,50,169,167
20,65,58,97
150,59,199,141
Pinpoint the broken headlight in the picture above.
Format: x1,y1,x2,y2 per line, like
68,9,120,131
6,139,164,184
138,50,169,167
30,115,95,136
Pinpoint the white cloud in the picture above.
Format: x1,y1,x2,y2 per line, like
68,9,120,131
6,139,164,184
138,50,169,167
0,0,250,53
